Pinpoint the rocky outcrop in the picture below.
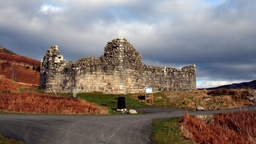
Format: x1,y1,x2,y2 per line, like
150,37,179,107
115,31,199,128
0,46,17,56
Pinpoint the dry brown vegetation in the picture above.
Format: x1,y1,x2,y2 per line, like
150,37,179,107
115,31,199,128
0,61,40,85
0,53,40,66
0,51,40,85
0,51,108,115
177,89,256,143
0,76,36,92
0,77,108,115
0,92,108,114
181,111,256,144
167,89,254,110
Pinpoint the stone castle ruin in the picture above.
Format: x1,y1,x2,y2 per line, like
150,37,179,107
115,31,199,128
39,38,196,94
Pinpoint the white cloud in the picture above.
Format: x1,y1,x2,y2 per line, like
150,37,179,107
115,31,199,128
39,4,62,14
0,0,256,85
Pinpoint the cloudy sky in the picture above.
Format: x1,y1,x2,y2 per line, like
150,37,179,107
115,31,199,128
0,0,256,88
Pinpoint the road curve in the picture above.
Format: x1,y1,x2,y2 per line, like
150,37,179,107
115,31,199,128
0,106,256,144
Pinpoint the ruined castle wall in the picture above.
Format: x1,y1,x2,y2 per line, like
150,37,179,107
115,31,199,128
40,38,196,94
42,65,196,94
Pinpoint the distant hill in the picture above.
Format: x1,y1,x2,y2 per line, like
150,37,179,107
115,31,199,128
0,46,40,85
206,80,256,90
0,46,40,66
0,46,17,55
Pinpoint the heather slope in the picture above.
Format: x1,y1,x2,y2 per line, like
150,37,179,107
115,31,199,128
0,46,40,85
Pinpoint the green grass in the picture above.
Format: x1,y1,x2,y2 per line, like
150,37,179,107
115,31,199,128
59,92,151,114
0,134,24,144
58,91,180,114
151,118,193,144
13,87,45,94
152,92,171,107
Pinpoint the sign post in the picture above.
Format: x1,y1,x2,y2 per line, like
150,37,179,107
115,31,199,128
73,87,77,98
144,87,154,104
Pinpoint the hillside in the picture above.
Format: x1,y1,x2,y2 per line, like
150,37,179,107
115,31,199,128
0,75,36,91
0,47,108,115
207,80,256,90
0,46,17,55
0,46,40,85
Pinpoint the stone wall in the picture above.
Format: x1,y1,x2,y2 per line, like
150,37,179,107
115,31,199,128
39,38,196,94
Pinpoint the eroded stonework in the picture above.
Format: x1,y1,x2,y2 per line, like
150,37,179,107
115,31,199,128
39,38,196,94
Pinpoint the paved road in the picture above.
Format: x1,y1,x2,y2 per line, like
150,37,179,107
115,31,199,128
0,106,255,144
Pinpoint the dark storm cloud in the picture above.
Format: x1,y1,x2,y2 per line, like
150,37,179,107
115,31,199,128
0,0,256,88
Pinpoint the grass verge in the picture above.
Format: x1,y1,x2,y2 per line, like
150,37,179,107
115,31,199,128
151,117,193,144
75,92,149,114
0,134,24,144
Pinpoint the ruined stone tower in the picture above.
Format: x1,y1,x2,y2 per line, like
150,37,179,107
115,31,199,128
39,38,196,94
